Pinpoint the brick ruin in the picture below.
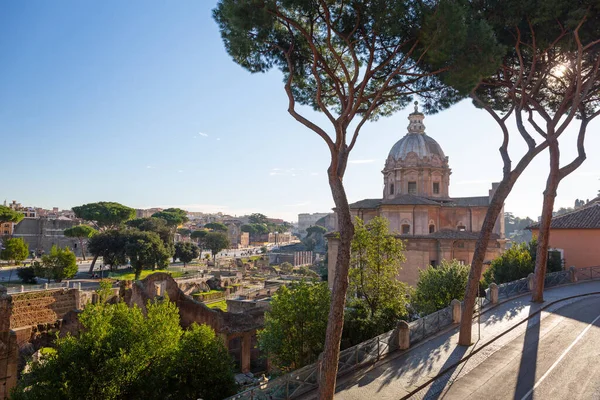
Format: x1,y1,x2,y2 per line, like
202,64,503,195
0,273,267,399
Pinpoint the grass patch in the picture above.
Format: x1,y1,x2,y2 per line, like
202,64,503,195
207,299,227,312
110,269,184,280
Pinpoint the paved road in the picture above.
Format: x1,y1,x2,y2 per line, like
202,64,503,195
436,295,600,400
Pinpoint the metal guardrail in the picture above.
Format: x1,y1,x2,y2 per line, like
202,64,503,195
228,265,600,400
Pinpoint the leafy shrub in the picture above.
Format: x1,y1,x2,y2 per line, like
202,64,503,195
16,267,37,284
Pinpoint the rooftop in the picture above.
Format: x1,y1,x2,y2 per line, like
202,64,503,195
528,202,600,230
348,195,490,209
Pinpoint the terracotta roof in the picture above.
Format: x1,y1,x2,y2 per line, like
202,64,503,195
529,203,600,229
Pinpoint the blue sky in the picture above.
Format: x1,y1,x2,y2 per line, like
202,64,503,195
1,1,598,222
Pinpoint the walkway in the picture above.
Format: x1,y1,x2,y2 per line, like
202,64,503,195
302,280,600,399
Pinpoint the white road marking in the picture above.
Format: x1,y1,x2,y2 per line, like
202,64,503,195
520,311,600,400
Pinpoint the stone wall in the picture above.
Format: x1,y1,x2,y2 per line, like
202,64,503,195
4,289,76,330
12,218,80,257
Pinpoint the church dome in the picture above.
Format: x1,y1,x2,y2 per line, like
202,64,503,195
387,102,445,162
388,133,446,161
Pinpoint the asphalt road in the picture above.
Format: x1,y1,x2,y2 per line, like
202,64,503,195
436,295,600,400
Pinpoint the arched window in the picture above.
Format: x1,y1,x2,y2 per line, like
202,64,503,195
390,183,395,195
401,224,411,234
429,224,435,233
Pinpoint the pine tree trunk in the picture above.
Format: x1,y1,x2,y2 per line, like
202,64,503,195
458,181,511,345
318,166,354,400
532,140,560,302
79,238,86,261
88,254,98,274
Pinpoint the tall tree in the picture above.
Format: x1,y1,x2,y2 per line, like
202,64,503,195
72,202,135,273
203,232,230,263
174,242,200,267
125,230,170,280
190,229,208,249
36,245,78,282
349,217,408,318
87,230,128,271
258,281,331,370
528,1,600,302
72,202,135,231
127,217,175,260
248,213,268,225
214,2,499,394
63,225,97,260
0,205,24,225
151,208,189,227
0,237,29,265
204,222,228,232
459,0,600,344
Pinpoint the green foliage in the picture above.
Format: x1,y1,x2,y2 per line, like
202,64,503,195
204,232,230,258
37,246,78,282
63,225,97,239
412,260,470,315
349,217,409,317
0,238,29,264
72,202,135,230
248,213,268,225
280,262,293,273
127,217,175,258
96,279,113,302
204,222,228,232
306,225,327,236
177,228,192,237
174,242,200,266
483,238,563,286
258,281,330,370
0,205,24,224
343,217,410,346
151,208,189,227
125,230,171,280
12,300,236,400
260,246,267,254
16,267,37,284
87,230,128,268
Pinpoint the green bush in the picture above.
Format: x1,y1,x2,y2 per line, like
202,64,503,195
483,238,562,286
16,267,37,284
412,260,470,315
12,300,236,400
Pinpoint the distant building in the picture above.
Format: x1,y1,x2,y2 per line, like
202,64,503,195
297,212,330,236
136,208,163,218
328,106,505,286
528,199,600,269
12,217,80,257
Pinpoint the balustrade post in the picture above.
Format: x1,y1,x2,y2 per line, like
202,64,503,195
77,282,81,290
316,352,324,384
44,283,48,290
527,273,534,291
397,320,410,350
569,266,577,283
20,285,24,293
489,283,499,304
451,299,462,324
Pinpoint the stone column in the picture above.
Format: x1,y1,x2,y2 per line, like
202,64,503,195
489,283,499,304
241,332,252,373
527,273,535,291
397,321,410,350
451,299,462,323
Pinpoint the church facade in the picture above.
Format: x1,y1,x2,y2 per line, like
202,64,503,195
327,104,506,287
